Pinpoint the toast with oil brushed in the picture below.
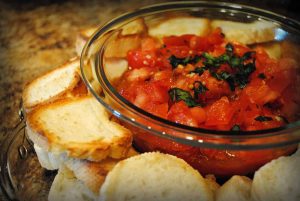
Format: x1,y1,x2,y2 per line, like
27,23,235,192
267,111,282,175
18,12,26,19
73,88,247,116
22,57,87,112
26,96,133,163
99,152,214,201
211,20,277,45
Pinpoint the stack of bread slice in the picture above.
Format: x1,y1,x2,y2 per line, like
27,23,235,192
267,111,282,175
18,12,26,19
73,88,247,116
22,57,135,200
22,14,300,201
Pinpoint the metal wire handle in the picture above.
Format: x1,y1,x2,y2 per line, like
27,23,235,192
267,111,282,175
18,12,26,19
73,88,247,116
0,100,32,200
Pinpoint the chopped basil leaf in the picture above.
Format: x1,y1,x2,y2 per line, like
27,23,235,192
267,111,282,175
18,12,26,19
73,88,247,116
193,81,208,99
191,67,207,75
255,116,273,122
225,43,234,56
202,52,216,67
169,55,201,69
168,88,199,107
202,53,230,68
231,124,241,131
258,73,266,79
242,51,256,61
169,55,185,69
229,56,242,68
211,71,235,91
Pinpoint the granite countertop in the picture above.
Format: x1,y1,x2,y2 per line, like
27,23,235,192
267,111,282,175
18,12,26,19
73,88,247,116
0,0,167,200
0,0,298,200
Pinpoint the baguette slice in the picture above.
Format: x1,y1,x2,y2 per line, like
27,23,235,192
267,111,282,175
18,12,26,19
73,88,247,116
34,144,66,170
48,165,97,201
76,27,98,56
216,175,252,201
251,155,300,201
211,20,277,45
22,57,83,111
65,147,139,194
26,96,132,162
204,174,220,200
148,16,210,38
76,18,147,57
99,152,214,201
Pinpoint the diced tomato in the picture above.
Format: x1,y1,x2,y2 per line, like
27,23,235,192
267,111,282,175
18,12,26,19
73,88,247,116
117,29,298,177
163,34,194,47
198,71,231,102
127,50,157,69
232,42,252,57
190,107,206,124
126,67,153,82
141,37,160,51
244,79,280,106
168,101,198,127
148,103,168,119
205,96,234,127
164,45,191,58
189,28,224,51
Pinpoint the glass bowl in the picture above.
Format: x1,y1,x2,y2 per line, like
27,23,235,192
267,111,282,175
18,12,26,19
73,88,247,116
0,118,55,201
80,1,300,177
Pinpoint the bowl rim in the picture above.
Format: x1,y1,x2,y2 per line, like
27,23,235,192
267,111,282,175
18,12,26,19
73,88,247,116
80,1,300,150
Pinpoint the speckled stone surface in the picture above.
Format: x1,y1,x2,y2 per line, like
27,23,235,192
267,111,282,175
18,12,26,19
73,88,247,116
0,0,298,200
0,1,181,200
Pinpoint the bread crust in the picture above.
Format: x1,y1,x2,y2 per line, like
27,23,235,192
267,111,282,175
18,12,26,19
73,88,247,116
26,96,133,162
22,57,82,111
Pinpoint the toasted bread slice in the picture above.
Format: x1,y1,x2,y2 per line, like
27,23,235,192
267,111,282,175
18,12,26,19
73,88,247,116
103,58,128,82
211,20,277,45
26,96,133,162
148,16,210,38
251,155,300,201
99,152,214,201
253,42,281,60
104,34,142,58
296,144,300,156
22,57,85,111
34,144,66,170
120,17,148,36
76,18,147,56
65,147,139,194
48,165,98,201
216,175,252,201
76,27,98,56
204,174,220,200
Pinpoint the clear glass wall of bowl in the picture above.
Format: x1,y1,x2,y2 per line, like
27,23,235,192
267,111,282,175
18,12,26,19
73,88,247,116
81,1,300,177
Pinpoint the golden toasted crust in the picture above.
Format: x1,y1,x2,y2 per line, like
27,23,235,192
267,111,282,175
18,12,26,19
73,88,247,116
26,96,133,162
22,57,83,111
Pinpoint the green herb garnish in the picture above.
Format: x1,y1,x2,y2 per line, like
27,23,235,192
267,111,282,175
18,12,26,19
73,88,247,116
169,55,201,69
258,73,266,79
231,124,241,131
255,116,273,122
190,67,207,75
168,88,199,107
193,81,208,99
